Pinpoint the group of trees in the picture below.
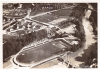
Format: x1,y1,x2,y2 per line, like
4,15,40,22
89,3,97,35
3,3,19,9
3,29,48,62
84,42,97,68
70,41,84,52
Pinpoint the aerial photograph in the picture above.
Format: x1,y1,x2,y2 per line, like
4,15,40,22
3,3,97,69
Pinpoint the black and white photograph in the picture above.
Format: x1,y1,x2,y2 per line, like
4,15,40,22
2,3,97,69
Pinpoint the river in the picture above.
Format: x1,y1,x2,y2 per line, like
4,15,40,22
49,4,97,68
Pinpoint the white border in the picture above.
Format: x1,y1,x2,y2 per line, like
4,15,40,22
0,0,99,71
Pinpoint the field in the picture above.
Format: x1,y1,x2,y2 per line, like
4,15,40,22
16,42,63,63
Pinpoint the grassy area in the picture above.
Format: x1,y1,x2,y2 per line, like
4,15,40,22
16,42,62,63
30,9,52,16
32,13,59,23
51,8,73,16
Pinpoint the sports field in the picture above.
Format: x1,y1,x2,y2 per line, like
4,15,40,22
16,41,66,64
